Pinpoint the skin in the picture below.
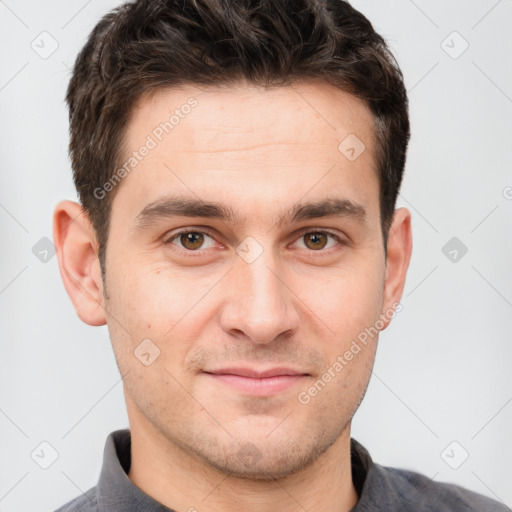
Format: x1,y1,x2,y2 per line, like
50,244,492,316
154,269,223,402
53,81,412,512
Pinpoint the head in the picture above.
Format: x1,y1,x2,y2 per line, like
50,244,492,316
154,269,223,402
54,0,412,480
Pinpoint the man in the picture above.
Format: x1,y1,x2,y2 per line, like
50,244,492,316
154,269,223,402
52,0,509,511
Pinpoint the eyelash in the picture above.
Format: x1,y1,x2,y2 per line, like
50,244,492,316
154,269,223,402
164,227,345,256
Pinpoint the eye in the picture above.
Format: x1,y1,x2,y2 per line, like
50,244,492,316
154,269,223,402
292,230,343,252
164,228,344,255
165,230,217,251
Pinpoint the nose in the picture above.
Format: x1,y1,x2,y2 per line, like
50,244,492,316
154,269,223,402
219,243,300,345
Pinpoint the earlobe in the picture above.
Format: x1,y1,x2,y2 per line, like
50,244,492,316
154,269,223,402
380,207,412,331
52,200,107,326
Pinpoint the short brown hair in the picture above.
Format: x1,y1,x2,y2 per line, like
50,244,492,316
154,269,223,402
66,0,410,271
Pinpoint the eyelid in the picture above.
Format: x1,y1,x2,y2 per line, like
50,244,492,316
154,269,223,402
292,226,345,243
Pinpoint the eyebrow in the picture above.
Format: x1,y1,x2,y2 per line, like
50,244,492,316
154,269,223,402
133,195,366,229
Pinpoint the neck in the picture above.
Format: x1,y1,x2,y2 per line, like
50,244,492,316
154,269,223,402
128,414,358,512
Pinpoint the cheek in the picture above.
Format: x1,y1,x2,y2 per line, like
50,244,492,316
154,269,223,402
300,258,384,338
105,261,216,371
107,260,184,332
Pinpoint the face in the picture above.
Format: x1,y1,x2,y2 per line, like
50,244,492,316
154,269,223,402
90,81,402,479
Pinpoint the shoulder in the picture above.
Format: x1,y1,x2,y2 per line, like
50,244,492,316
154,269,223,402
53,486,98,512
362,463,511,511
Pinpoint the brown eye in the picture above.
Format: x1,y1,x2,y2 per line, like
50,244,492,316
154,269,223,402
165,229,218,253
179,232,205,250
293,230,343,253
303,232,329,250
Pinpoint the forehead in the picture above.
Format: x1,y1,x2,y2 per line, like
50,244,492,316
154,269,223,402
113,81,380,226
127,81,376,152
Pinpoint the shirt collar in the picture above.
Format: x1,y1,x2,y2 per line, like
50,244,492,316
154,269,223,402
96,428,374,511
97,429,173,511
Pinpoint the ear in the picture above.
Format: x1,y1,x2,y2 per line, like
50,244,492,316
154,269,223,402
53,200,106,326
380,207,412,330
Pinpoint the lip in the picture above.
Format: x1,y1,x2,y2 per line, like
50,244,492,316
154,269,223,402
203,366,309,396
206,366,307,378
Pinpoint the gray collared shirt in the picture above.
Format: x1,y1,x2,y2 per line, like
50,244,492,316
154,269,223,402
55,429,510,512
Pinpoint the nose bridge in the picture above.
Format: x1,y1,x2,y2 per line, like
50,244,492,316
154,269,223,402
244,251,283,312
221,237,298,344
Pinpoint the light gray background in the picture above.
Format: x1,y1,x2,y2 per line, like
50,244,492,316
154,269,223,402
1,0,511,510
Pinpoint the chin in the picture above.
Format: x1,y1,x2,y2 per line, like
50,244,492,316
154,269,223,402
194,435,332,481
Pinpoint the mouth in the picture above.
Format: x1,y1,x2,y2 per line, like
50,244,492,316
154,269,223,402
203,366,310,396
